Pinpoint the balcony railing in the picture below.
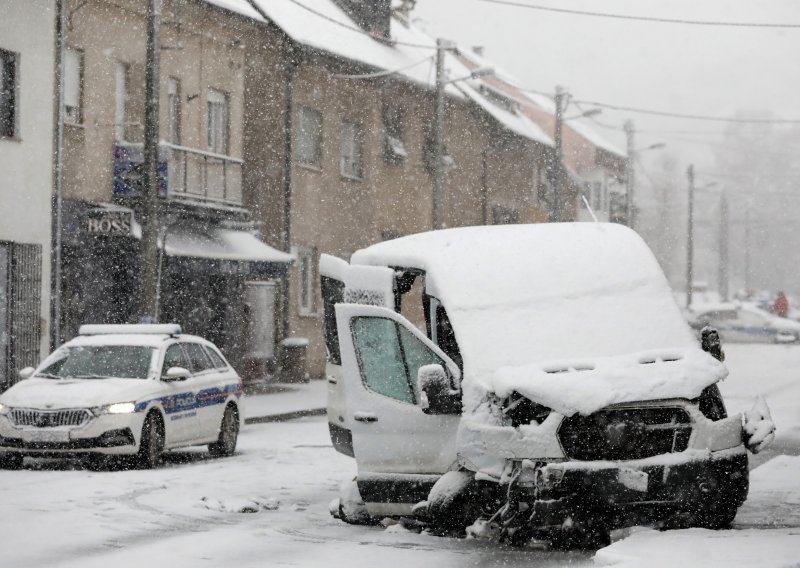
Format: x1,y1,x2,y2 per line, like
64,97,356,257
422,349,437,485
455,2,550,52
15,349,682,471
165,143,243,205
113,142,243,206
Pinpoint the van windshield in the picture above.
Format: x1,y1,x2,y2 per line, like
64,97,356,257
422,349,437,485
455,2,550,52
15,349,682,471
37,345,155,380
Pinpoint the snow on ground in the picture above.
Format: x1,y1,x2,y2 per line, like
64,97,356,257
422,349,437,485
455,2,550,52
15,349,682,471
720,344,800,443
1,344,798,567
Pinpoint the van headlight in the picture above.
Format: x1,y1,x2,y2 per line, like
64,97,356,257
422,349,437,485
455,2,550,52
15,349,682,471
95,402,136,415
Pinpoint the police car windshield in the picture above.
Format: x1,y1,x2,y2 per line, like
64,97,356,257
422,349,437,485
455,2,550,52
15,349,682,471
38,345,155,380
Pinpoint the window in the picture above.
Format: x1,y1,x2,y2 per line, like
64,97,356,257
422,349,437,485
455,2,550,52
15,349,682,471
321,274,345,365
340,120,362,179
64,48,83,124
167,77,181,144
398,325,446,402
115,62,128,141
0,49,18,138
162,343,189,375
295,247,316,316
383,105,406,165
352,317,416,404
592,181,603,211
203,345,228,370
183,342,214,374
492,204,519,225
207,88,228,154
296,106,322,167
40,345,155,380
535,165,550,203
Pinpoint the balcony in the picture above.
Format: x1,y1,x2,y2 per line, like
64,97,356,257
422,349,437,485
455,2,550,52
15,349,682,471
113,142,243,206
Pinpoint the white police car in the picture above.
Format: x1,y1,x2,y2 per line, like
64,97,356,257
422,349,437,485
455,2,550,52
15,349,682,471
0,324,244,469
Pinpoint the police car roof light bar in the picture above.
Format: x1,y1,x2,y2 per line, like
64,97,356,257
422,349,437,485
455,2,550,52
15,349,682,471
78,324,183,336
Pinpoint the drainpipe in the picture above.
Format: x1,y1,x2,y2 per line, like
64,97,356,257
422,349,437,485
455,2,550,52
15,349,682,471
281,56,297,339
52,0,66,347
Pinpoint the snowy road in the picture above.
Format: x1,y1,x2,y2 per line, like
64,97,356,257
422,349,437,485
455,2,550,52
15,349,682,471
1,344,799,567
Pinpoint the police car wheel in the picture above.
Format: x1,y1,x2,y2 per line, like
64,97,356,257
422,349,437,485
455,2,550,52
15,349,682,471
136,413,164,469
209,405,239,458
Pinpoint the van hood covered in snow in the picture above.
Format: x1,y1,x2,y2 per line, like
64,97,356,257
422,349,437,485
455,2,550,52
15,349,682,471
491,348,726,417
352,223,717,409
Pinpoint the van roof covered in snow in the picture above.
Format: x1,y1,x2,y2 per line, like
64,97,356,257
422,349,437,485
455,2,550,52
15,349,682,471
351,223,720,410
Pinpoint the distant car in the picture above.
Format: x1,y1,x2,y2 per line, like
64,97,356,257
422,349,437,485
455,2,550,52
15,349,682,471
0,324,244,470
689,303,800,344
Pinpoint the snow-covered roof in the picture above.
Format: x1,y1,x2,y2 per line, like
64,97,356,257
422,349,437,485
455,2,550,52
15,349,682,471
456,81,553,146
351,223,717,409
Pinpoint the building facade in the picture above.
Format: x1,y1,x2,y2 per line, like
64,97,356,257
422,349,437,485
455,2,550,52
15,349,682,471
58,0,291,376
0,0,55,389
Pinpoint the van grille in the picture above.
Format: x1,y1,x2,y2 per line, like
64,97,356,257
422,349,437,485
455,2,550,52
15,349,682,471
557,407,692,461
10,408,92,428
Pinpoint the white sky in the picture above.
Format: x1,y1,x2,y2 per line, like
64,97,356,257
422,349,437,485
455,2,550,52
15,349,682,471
412,0,800,169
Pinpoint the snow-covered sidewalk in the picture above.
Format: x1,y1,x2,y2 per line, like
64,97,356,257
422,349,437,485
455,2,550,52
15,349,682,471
242,379,327,422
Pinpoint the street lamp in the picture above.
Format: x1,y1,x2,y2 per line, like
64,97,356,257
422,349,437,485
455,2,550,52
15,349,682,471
432,39,495,230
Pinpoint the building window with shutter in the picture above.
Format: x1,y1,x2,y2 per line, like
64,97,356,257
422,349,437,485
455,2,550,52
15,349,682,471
167,77,181,144
0,48,19,139
296,106,322,168
207,88,228,154
293,246,317,316
0,241,42,389
340,120,362,179
64,48,83,124
383,105,406,165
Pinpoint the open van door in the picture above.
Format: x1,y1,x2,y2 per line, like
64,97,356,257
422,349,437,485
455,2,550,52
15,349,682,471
319,255,395,456
335,302,461,517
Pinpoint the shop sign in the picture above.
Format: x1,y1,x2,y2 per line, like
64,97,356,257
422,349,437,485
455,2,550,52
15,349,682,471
85,209,133,236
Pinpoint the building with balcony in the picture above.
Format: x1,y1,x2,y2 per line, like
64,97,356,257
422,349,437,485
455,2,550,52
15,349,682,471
58,0,291,374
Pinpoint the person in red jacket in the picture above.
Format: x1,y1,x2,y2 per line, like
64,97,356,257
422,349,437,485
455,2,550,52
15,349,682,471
773,291,789,318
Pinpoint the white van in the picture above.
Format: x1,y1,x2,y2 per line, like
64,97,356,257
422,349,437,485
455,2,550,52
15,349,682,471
320,224,773,547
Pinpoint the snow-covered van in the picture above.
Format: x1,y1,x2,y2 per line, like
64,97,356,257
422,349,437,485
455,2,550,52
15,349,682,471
320,224,774,547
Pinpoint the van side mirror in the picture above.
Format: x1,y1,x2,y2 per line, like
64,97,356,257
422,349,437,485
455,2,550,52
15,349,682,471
700,326,725,362
418,364,461,415
18,367,35,380
163,366,191,382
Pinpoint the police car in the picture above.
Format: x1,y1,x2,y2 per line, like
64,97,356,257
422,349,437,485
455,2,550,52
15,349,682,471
0,324,244,469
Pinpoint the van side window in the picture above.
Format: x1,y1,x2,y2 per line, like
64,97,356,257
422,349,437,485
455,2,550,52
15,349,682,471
321,275,345,365
352,317,416,404
398,326,445,400
435,305,463,370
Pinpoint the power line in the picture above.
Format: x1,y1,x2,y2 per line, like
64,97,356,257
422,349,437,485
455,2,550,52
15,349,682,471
331,56,433,79
478,0,800,29
281,0,437,49
571,98,800,124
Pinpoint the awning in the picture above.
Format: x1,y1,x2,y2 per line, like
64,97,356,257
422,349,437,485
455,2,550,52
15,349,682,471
160,224,294,276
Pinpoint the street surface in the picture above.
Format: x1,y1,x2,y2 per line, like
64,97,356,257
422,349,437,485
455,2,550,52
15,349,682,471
1,343,799,567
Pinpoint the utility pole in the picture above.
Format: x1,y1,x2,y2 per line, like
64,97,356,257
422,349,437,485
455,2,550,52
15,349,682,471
624,120,635,229
432,38,447,230
686,164,695,309
53,0,66,345
744,207,751,291
718,189,729,301
139,0,162,321
550,86,566,222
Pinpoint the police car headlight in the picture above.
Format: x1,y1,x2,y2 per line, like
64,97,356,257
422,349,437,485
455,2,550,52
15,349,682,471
0,403,8,415
96,402,136,415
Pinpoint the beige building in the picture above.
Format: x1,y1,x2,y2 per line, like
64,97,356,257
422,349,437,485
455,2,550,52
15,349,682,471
58,0,292,375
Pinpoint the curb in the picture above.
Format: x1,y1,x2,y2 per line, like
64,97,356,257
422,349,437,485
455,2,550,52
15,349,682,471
244,408,326,425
